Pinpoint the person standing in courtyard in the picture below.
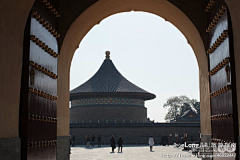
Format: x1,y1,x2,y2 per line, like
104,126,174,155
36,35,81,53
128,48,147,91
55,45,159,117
98,135,101,147
69,137,73,154
110,135,116,152
117,136,123,153
86,135,90,148
91,134,95,147
148,135,154,152
72,135,75,147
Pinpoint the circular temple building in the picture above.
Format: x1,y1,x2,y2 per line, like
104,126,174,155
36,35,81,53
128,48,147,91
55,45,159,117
70,51,156,124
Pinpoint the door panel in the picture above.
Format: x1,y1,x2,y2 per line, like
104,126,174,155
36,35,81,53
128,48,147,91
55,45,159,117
206,0,238,159
20,0,60,159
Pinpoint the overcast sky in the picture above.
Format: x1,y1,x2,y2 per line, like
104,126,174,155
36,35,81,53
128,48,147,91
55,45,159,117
70,11,199,122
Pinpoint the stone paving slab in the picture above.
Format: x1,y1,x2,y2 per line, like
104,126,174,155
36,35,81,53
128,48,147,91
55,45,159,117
70,145,200,160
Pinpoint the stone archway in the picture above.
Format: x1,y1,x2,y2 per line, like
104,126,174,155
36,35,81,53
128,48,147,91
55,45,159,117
57,0,210,141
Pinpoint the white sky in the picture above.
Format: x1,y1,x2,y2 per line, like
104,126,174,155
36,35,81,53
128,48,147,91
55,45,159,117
70,11,199,122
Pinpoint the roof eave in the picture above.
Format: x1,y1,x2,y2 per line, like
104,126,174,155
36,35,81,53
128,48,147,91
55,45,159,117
70,92,156,101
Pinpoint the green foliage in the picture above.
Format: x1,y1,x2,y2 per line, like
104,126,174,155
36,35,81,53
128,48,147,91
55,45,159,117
163,95,200,122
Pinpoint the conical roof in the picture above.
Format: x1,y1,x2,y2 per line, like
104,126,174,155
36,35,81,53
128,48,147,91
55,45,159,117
70,51,156,100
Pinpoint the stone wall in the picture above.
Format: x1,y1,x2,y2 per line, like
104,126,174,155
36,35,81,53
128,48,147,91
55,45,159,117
57,136,70,160
0,137,21,160
70,123,200,145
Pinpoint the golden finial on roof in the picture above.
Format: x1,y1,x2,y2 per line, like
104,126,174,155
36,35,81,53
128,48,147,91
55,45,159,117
105,51,110,59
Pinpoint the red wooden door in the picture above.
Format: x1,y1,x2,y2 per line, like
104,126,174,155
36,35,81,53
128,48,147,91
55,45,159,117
20,0,60,159
205,0,238,159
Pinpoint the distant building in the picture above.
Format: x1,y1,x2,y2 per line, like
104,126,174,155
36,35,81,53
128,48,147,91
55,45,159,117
70,51,200,145
170,110,200,123
70,51,156,124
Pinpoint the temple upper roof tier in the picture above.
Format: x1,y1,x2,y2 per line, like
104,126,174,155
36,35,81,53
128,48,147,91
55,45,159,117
70,51,156,100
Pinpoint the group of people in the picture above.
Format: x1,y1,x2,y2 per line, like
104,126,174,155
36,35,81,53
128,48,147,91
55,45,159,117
86,134,102,148
110,135,123,153
82,134,155,152
110,135,154,153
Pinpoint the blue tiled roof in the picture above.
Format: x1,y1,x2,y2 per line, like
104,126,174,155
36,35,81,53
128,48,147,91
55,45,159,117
70,58,155,100
170,110,200,123
180,110,199,118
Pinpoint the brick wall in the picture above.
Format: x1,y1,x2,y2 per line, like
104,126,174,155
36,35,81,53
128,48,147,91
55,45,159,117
70,105,147,124
70,123,200,145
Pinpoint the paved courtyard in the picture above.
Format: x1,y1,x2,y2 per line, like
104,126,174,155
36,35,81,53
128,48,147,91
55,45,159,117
70,145,200,160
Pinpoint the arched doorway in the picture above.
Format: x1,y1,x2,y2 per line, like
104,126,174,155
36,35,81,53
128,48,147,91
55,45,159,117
1,0,240,159
58,0,209,143
57,0,211,159
57,0,239,159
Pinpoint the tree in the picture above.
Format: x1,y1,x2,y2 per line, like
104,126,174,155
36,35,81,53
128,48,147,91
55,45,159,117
163,95,200,122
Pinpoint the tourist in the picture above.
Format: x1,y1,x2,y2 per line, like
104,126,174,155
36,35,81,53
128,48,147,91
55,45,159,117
86,135,90,148
69,137,73,154
91,134,95,147
72,135,75,147
110,135,116,152
117,136,123,152
148,135,154,151
98,135,101,147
